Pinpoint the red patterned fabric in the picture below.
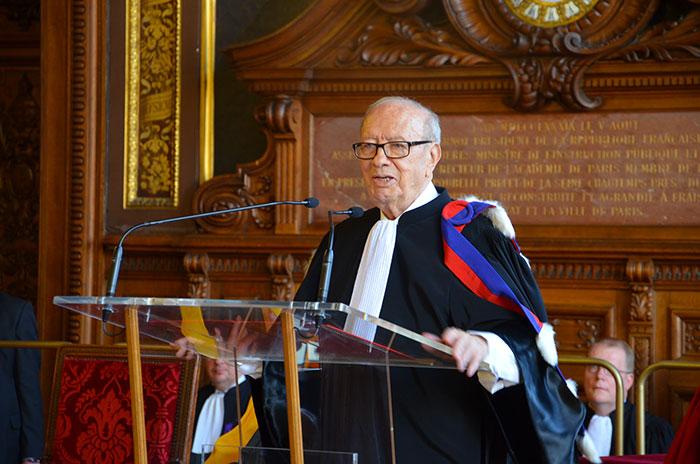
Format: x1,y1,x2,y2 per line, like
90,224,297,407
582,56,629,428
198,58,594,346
50,357,184,464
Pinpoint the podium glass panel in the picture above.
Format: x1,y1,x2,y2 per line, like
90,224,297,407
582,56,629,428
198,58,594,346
53,296,458,462
52,297,454,368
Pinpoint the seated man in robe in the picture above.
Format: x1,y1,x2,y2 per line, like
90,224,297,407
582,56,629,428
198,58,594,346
584,338,674,456
258,96,590,463
190,357,261,463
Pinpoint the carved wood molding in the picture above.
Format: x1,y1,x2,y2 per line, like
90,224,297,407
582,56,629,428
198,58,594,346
626,258,656,378
530,260,626,281
65,0,96,343
0,72,40,303
120,254,185,274
225,0,700,112
671,310,700,359
629,323,652,373
184,252,211,298
267,254,295,302
626,258,655,322
192,95,304,234
548,302,615,353
654,263,700,284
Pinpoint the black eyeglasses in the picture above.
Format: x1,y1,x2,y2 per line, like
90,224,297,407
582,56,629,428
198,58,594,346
352,140,433,160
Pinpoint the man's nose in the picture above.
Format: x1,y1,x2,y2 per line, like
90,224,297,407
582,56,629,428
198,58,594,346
372,146,391,165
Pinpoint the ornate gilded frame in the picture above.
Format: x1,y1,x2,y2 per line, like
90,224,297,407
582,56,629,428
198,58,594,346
123,0,182,208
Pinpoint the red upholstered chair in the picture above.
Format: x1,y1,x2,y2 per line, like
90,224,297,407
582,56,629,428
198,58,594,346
45,345,200,464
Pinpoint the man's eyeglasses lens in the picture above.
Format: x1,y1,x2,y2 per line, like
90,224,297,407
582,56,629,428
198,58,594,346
585,365,631,375
352,141,431,159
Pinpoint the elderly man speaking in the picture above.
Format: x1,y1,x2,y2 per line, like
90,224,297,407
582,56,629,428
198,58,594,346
259,96,587,463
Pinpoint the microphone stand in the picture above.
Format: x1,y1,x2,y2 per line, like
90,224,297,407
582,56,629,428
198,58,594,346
305,207,363,337
102,198,319,334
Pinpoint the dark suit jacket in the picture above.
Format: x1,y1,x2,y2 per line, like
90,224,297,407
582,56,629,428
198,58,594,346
0,291,43,462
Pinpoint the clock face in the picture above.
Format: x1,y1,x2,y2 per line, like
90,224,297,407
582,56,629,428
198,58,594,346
504,0,600,27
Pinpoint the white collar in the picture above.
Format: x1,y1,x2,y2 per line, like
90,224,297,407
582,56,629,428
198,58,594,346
379,182,438,221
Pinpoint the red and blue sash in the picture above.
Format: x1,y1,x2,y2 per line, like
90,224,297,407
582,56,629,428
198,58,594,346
441,200,544,335
443,200,591,451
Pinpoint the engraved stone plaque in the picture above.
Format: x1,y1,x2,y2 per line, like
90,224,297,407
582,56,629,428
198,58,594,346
312,113,700,226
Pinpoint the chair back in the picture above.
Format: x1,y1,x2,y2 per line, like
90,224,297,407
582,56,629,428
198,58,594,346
45,345,199,464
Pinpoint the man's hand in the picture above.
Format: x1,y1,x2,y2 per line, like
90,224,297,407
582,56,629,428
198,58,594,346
423,328,488,377
171,337,196,359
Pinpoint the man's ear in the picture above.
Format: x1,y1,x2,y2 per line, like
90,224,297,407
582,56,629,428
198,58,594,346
426,142,441,175
623,372,635,393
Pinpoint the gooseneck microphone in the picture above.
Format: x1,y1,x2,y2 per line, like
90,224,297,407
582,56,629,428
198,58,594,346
317,206,364,303
102,198,320,326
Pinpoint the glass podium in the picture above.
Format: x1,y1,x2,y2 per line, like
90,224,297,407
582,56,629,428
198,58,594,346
53,296,459,463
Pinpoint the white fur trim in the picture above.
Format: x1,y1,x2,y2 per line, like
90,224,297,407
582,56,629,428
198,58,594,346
566,378,579,398
536,323,558,366
576,430,602,463
457,196,515,239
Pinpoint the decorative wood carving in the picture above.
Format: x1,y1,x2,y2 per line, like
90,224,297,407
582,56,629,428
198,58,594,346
626,258,656,379
550,317,604,351
268,254,296,302
336,16,491,67
3,0,40,31
65,0,94,343
372,0,430,16
207,256,269,274
655,263,700,283
192,95,304,234
193,173,274,233
529,261,625,281
547,303,614,353
627,258,655,322
671,310,700,359
610,10,700,62
682,320,700,356
184,253,210,298
0,73,40,303
120,254,184,273
225,1,700,112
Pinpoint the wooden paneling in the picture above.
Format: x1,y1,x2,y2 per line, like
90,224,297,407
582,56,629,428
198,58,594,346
35,0,700,436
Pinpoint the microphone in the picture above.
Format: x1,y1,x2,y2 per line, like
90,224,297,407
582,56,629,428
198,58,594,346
102,198,319,324
317,206,364,303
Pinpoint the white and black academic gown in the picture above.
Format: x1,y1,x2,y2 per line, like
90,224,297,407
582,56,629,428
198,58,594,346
258,188,585,463
584,402,675,456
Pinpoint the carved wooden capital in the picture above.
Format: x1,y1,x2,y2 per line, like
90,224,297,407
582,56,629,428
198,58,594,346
626,258,656,283
184,252,211,275
268,253,295,302
255,95,301,135
184,253,211,299
626,258,655,322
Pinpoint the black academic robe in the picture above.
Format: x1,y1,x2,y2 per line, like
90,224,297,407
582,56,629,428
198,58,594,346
190,379,260,464
584,402,675,455
260,188,584,463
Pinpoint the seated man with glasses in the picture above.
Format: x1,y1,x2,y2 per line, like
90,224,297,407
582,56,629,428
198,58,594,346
259,96,589,463
583,338,675,456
